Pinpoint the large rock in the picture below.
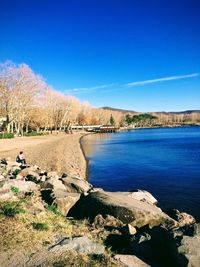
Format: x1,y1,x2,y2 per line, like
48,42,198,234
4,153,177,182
61,176,92,195
40,178,68,208
49,236,105,254
41,178,66,191
2,180,38,195
69,190,176,228
114,254,150,267
178,231,200,267
51,189,81,216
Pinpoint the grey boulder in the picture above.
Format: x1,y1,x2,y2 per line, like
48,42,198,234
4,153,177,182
61,176,92,195
51,189,81,216
49,236,105,254
69,190,176,228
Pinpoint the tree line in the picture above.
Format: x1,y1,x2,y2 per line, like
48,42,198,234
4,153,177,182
0,61,199,135
0,61,123,135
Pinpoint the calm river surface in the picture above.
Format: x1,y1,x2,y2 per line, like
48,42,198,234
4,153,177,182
82,127,200,221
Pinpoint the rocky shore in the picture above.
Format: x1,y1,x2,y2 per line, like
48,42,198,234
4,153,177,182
0,134,199,267
0,158,199,267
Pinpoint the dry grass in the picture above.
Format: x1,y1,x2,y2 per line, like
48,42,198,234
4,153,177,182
39,251,119,267
0,196,121,267
0,199,91,253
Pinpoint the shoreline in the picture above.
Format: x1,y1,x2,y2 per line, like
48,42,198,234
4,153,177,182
79,133,91,180
0,132,87,179
0,131,199,267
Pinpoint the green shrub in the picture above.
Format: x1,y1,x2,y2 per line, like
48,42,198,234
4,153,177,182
10,186,20,193
37,132,49,136
32,222,49,231
0,133,14,139
24,131,49,137
0,201,25,217
45,204,61,216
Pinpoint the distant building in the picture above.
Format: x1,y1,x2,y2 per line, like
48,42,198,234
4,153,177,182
70,124,116,133
71,125,102,131
99,125,116,133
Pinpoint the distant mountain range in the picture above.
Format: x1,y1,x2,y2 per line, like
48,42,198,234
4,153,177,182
101,106,200,115
101,107,137,113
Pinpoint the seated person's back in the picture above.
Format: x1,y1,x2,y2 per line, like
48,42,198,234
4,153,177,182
16,151,26,165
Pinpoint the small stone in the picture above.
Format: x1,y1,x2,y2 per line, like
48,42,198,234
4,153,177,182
128,224,137,235
40,175,46,182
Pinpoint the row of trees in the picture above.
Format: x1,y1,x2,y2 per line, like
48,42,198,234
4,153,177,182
125,112,200,127
150,112,200,126
125,113,158,127
0,61,200,135
0,61,123,135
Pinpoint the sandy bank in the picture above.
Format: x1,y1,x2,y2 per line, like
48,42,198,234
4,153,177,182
0,132,87,179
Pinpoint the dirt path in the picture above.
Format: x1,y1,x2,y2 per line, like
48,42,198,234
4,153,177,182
0,132,87,178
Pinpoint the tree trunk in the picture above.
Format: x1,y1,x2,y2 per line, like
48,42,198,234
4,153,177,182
21,122,24,136
6,123,11,133
26,123,29,133
11,121,14,133
16,122,20,135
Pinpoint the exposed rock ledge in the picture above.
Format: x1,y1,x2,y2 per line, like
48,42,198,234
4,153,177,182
0,159,199,267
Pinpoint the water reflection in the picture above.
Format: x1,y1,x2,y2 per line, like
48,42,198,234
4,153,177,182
81,133,115,157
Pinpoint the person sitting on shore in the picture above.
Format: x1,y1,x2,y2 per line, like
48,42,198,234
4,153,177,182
16,151,26,165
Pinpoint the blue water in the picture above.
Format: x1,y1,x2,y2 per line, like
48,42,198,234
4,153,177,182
82,127,200,221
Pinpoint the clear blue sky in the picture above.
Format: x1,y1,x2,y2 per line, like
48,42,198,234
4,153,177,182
0,0,200,112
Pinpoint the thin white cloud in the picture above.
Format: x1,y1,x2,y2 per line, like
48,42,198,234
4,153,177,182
126,73,199,87
65,83,114,94
65,73,199,94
